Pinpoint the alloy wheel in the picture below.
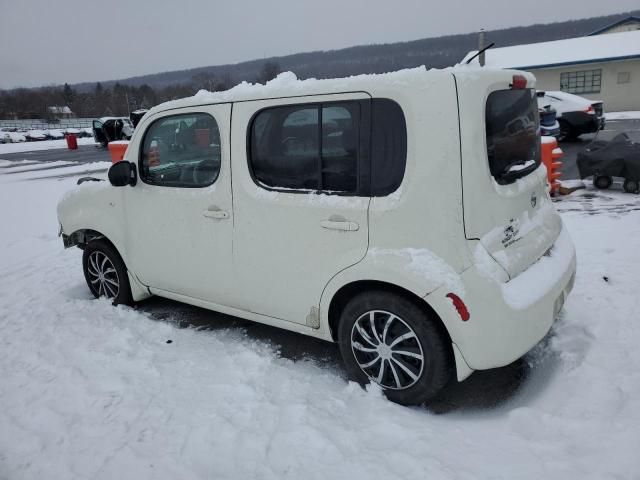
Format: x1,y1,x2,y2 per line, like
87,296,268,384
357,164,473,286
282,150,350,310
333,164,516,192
350,310,425,390
86,251,120,298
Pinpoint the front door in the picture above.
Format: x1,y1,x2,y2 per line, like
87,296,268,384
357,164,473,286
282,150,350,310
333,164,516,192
124,104,234,303
230,94,371,326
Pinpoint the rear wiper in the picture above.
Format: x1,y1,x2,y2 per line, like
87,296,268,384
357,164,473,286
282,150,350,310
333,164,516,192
496,160,538,183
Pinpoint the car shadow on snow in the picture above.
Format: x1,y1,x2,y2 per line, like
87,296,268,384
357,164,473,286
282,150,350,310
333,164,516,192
133,296,560,414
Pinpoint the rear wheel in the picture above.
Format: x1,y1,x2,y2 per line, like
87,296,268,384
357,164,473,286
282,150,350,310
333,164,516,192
338,291,453,406
593,175,613,190
623,178,639,194
558,119,574,142
82,239,133,305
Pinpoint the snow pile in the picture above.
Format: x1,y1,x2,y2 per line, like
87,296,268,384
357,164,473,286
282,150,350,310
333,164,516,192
605,111,640,121
369,247,465,296
1,163,640,479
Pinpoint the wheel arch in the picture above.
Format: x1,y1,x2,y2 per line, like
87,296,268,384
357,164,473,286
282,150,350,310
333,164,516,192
67,228,150,302
325,279,475,382
326,279,452,346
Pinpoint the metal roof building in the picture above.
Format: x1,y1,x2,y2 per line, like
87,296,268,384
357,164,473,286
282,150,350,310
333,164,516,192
462,30,640,111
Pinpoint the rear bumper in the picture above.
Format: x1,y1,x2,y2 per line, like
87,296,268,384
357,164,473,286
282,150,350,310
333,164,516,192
561,112,600,135
431,225,576,372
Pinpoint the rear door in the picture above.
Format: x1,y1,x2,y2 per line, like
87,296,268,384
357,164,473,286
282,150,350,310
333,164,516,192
454,71,562,278
230,93,371,326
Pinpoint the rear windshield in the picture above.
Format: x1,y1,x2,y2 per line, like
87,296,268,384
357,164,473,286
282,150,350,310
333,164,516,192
486,89,540,184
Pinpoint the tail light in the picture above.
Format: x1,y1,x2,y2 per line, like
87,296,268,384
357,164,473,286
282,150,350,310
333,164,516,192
511,75,527,89
585,106,594,114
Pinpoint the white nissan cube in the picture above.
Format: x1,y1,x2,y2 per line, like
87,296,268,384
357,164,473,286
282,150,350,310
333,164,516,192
57,67,576,406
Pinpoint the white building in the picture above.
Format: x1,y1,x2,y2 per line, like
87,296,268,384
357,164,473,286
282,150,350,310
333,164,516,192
462,29,640,112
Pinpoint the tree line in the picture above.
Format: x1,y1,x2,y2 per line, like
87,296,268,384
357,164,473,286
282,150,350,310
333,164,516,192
0,62,281,120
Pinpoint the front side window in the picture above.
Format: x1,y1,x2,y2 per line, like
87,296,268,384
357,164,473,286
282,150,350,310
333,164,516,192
486,89,540,185
560,69,602,94
249,102,360,193
140,113,221,188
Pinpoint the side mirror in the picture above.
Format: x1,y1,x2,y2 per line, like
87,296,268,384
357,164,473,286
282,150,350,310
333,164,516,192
108,161,137,187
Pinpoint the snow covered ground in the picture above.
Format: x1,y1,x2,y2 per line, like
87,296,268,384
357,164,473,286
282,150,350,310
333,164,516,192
0,137,96,155
1,160,639,479
605,111,640,121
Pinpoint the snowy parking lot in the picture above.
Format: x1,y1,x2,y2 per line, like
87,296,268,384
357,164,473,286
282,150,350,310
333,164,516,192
1,158,639,479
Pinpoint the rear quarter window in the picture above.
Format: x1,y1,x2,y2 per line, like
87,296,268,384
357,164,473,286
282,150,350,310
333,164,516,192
486,89,540,185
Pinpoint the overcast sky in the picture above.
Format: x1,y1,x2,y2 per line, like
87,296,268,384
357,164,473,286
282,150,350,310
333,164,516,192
0,0,637,89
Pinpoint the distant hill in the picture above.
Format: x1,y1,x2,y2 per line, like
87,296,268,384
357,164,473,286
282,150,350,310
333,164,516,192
46,9,640,92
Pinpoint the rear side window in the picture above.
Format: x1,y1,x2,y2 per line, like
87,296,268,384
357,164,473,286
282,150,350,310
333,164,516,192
371,99,406,196
486,89,540,184
250,102,360,193
140,113,221,188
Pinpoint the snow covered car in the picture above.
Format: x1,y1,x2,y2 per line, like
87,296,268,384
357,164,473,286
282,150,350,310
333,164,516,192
92,117,134,147
25,129,48,141
57,68,576,406
45,129,65,140
577,132,640,193
3,131,27,143
537,91,604,141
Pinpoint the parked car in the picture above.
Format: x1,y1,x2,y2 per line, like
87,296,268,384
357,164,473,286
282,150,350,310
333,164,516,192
537,91,604,141
92,117,134,147
45,129,65,140
57,68,576,406
130,109,149,128
25,129,48,141
577,132,640,193
2,131,26,143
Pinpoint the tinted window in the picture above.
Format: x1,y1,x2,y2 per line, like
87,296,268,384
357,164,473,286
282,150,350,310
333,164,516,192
140,113,221,188
370,99,406,196
250,102,360,193
486,89,540,185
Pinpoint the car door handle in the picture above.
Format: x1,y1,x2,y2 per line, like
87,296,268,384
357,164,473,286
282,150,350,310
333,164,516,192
320,220,359,231
203,208,229,220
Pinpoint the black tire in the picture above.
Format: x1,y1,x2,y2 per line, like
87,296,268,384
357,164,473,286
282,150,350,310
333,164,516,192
593,175,613,190
623,178,639,194
338,291,453,406
82,239,133,305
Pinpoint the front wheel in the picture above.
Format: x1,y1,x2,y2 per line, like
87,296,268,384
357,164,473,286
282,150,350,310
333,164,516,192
338,291,453,406
82,239,133,305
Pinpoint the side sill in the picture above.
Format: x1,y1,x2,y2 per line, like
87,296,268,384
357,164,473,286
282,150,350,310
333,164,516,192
149,287,334,342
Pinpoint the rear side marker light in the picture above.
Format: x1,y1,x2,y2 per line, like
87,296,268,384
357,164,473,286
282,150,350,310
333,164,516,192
446,293,470,321
511,75,527,89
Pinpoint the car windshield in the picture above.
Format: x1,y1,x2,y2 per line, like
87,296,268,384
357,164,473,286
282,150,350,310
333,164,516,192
485,88,541,184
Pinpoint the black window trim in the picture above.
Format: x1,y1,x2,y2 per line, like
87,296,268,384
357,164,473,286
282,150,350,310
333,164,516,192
246,99,372,197
138,111,221,189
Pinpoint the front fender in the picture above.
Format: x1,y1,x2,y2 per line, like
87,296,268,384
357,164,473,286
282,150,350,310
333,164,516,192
57,182,128,264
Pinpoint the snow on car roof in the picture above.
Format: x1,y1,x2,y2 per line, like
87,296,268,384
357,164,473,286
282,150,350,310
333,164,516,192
149,65,493,115
461,30,640,69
